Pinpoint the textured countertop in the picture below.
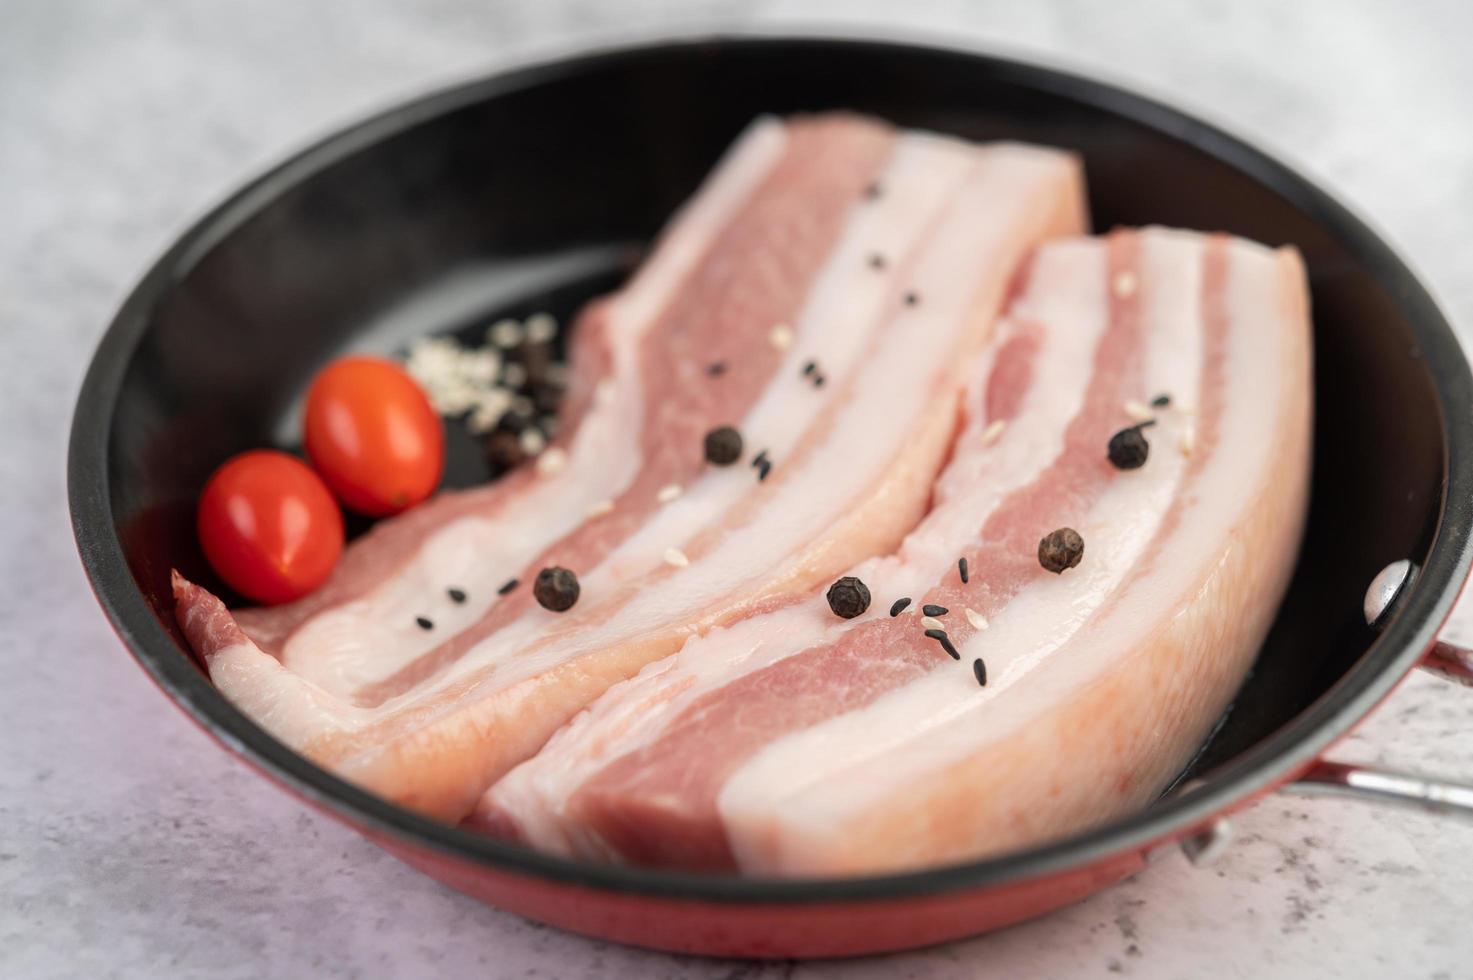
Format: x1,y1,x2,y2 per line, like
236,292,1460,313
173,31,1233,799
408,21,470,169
4,1,1472,976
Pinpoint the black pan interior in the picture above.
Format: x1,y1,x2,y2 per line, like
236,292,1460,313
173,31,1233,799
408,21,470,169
70,36,1471,899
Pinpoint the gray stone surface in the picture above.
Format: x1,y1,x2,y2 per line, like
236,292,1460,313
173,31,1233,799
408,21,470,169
3,1,1472,976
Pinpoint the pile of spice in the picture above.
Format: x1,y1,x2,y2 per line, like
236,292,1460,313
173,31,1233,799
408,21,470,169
403,312,567,472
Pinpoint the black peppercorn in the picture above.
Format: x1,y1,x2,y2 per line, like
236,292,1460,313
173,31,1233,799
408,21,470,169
499,410,533,433
1038,527,1085,574
704,425,744,466
485,429,527,471
1107,425,1151,470
533,566,580,612
531,381,563,414
518,341,555,383
826,576,871,619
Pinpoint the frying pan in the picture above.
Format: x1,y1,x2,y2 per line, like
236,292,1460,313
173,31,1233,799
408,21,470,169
67,33,1473,958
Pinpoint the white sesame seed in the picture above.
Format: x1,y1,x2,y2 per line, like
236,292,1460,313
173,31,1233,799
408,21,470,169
518,428,547,455
1123,400,1154,423
769,323,794,351
921,616,946,631
1180,426,1196,456
525,312,558,344
459,348,501,384
964,607,989,630
980,420,1007,446
481,386,513,413
431,385,476,415
1113,271,1138,298
489,319,524,348
663,547,690,568
466,392,512,434
586,499,615,518
501,362,528,388
656,483,683,504
535,447,568,477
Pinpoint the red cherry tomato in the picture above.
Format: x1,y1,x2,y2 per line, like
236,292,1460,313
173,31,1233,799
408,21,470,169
303,356,444,516
197,450,344,604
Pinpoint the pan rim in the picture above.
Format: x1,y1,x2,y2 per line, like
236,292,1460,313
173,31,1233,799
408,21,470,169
66,28,1473,905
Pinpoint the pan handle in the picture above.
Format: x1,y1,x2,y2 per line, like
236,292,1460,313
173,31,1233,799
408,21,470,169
1176,561,1473,865
1281,760,1473,817
1363,559,1473,683
1272,561,1473,815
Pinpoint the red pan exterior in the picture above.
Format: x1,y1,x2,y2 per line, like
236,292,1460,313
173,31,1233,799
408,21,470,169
389,838,1146,958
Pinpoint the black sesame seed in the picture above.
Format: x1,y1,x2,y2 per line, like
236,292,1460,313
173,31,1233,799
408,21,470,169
415,616,434,631
756,459,772,482
802,360,817,377
533,566,580,612
752,449,769,469
707,361,728,377
827,576,872,619
958,557,970,584
904,291,920,306
869,253,887,271
922,604,948,617
497,577,519,596
447,588,467,604
812,374,826,389
973,658,988,686
1151,393,1171,408
864,182,883,200
1107,425,1151,470
925,628,960,660
1038,527,1085,574
704,425,744,466
889,597,912,617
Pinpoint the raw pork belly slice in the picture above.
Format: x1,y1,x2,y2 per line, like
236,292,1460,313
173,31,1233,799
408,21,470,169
476,228,1313,875
174,114,1088,823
